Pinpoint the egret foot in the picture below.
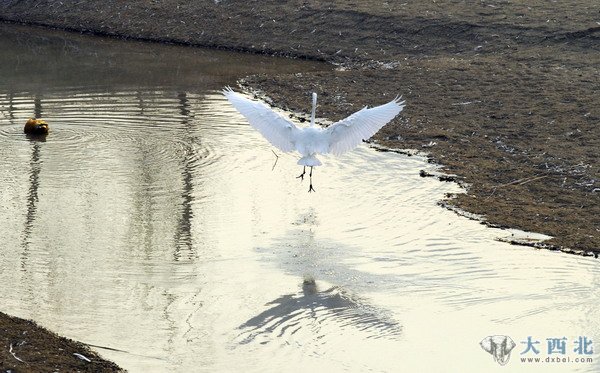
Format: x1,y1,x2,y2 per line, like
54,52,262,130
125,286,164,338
296,166,306,181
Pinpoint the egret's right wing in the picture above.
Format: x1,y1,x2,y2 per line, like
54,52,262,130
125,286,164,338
223,87,299,152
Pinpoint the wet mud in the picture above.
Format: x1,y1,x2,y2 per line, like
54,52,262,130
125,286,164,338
0,312,122,372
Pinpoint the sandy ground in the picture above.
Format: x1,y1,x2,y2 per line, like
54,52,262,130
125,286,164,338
0,0,598,369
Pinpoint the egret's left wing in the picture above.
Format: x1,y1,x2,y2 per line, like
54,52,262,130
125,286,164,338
326,96,405,156
223,87,299,152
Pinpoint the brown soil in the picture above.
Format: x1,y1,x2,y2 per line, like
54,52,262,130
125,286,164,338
1,2,597,254
0,311,122,372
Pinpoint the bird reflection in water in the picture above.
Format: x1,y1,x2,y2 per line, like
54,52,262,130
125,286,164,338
237,276,402,345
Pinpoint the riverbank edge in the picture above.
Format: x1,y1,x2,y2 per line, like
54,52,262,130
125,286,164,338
239,83,599,260
0,19,326,62
0,311,124,372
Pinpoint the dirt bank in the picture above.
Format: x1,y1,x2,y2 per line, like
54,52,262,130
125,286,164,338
0,311,122,372
0,1,598,256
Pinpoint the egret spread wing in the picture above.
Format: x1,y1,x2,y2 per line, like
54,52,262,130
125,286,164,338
326,96,405,156
223,87,299,152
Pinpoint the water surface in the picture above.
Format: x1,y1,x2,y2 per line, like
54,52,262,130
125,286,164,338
0,24,599,372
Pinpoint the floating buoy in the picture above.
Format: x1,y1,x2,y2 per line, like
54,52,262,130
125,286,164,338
24,118,49,136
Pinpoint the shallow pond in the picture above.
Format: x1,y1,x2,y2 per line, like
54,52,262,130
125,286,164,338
0,25,599,372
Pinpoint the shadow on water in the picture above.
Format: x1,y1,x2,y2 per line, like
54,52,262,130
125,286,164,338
173,92,195,261
238,209,404,346
21,137,41,264
237,276,402,345
21,95,44,270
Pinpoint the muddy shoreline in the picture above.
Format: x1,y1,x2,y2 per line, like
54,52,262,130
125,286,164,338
1,1,598,254
0,311,122,372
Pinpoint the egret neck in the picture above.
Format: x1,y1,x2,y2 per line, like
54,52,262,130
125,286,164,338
310,92,317,127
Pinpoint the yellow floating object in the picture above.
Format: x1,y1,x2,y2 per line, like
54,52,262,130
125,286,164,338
24,118,49,135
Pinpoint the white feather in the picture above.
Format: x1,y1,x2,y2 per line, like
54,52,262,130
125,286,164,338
326,97,405,156
223,87,405,166
223,87,299,153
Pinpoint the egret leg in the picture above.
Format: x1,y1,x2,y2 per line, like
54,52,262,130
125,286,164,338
308,167,316,193
296,166,306,181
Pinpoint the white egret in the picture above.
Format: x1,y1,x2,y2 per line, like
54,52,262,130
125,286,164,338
223,87,405,192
